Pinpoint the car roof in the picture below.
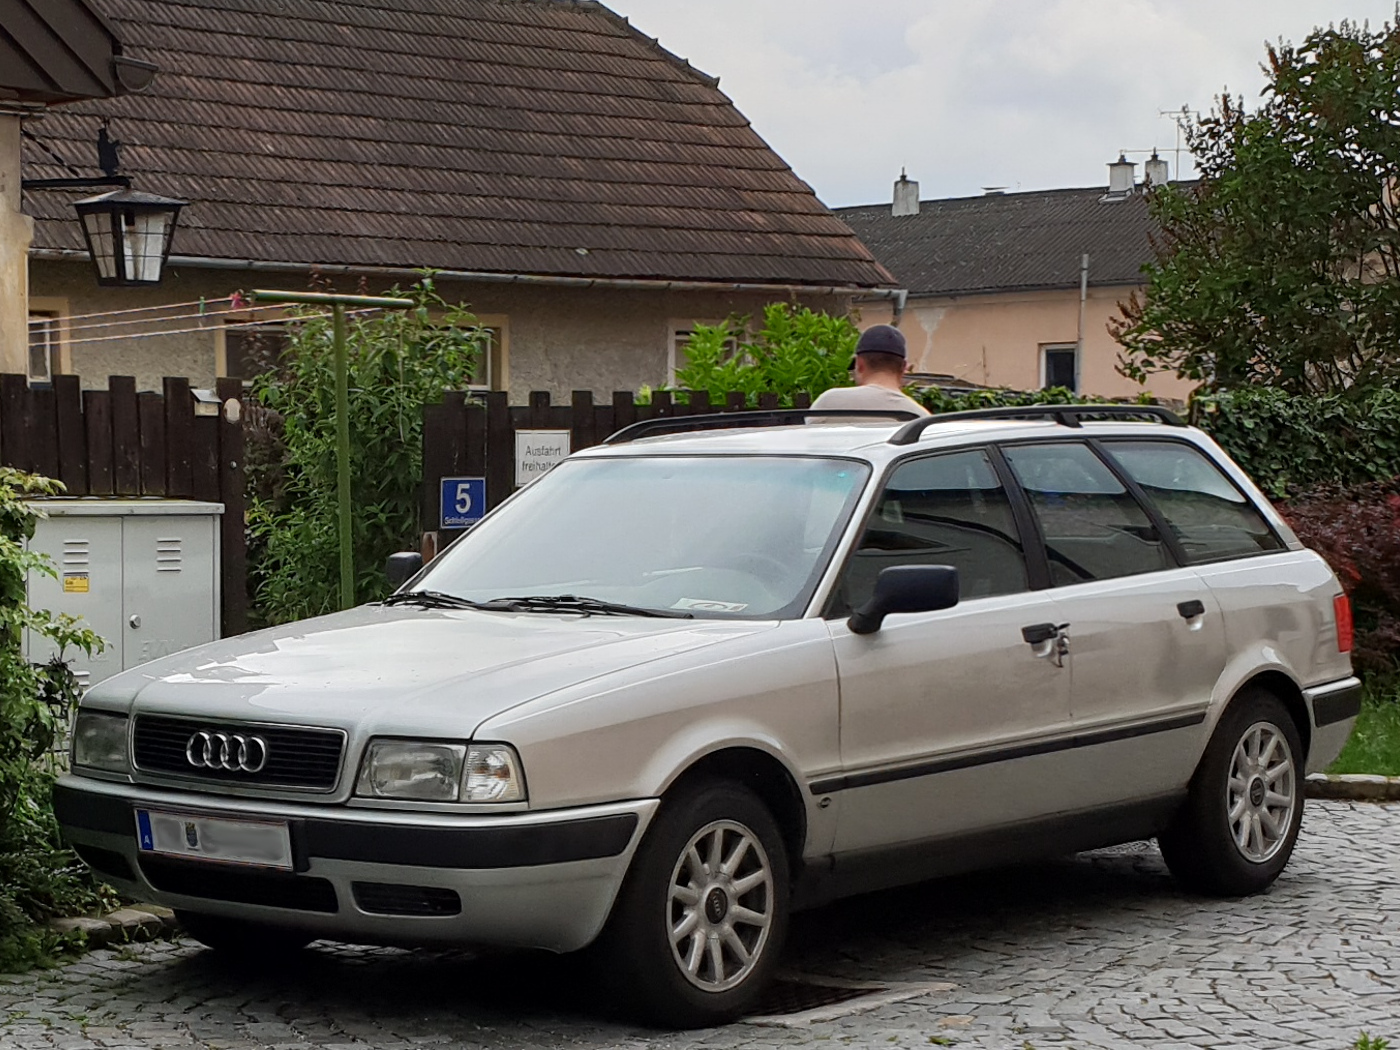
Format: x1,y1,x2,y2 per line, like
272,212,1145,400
572,416,1210,467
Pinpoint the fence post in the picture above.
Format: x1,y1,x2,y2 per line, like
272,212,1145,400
215,377,247,636
53,375,86,493
110,376,140,494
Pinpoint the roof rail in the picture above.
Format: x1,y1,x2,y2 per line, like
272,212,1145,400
888,404,1186,446
602,408,920,445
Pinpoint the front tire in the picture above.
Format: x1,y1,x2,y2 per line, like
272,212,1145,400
596,781,789,1027
1159,690,1305,896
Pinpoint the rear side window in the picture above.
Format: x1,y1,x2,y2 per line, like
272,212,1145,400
1003,442,1170,584
832,449,1029,613
1102,441,1284,564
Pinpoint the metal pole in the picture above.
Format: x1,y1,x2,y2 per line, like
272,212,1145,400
1076,253,1089,394
333,302,354,610
251,290,415,613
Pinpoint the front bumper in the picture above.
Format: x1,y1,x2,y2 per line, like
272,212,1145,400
54,775,657,953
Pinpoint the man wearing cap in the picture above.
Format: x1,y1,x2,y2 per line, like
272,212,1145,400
808,324,930,418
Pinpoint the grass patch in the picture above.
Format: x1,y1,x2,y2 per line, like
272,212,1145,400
1328,676,1400,776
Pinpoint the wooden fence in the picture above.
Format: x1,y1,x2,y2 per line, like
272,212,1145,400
421,389,812,545
0,374,247,636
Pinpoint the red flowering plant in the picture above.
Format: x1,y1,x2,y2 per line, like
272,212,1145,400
1280,478,1400,672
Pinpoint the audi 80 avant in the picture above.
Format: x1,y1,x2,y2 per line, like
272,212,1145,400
55,406,1360,1026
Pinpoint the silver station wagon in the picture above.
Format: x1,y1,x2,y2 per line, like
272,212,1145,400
56,406,1360,1026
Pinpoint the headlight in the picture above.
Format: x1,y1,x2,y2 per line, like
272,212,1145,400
71,710,129,772
355,740,526,803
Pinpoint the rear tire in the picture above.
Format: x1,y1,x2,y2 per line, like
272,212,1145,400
1159,689,1305,896
176,910,313,960
594,781,789,1027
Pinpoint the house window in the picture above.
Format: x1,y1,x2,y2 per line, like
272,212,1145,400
28,311,61,384
670,321,738,385
1041,343,1078,392
224,323,288,385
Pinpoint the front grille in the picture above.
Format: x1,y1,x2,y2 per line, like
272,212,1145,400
140,855,339,912
133,715,344,791
352,882,461,917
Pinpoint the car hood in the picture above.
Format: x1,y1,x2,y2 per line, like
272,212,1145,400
92,605,778,737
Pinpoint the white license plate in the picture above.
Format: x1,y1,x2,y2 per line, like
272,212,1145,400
136,809,293,869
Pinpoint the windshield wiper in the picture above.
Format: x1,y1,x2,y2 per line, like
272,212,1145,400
380,590,491,611
482,595,694,619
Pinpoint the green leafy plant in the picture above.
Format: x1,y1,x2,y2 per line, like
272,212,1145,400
0,467,110,971
1115,19,1400,395
248,276,485,625
673,304,860,405
1355,1033,1391,1050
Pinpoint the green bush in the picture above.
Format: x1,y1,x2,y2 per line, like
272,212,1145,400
248,277,486,625
0,467,110,970
673,304,858,405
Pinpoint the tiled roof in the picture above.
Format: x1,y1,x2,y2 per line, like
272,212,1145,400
835,186,1156,297
23,0,893,288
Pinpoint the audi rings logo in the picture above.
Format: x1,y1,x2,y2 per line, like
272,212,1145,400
185,731,270,773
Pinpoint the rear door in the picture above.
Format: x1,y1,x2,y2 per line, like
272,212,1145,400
999,440,1227,807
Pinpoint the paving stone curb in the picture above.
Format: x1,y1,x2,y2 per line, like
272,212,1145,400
48,904,179,949
1306,771,1400,801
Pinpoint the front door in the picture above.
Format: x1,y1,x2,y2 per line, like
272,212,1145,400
824,448,1073,856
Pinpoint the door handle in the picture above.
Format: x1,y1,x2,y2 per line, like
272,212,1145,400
1022,622,1059,645
1177,600,1205,619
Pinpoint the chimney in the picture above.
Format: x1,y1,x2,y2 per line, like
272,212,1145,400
1107,155,1136,195
1143,151,1170,187
892,169,920,216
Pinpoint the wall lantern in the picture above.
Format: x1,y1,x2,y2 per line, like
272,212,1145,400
73,187,185,286
21,124,187,288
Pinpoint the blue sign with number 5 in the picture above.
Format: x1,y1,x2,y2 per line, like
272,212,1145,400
440,477,486,529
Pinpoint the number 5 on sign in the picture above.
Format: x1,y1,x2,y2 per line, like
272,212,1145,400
440,477,486,529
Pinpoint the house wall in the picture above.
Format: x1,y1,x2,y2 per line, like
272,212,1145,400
859,285,1195,402
1,114,32,375
28,259,848,397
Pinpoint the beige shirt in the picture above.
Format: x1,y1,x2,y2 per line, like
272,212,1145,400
807,384,930,418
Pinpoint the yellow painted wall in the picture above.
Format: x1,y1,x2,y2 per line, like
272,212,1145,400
0,115,33,375
859,286,1195,402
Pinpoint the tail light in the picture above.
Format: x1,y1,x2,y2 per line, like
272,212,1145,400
1333,594,1354,653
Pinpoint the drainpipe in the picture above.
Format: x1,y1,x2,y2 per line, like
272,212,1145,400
1075,253,1089,393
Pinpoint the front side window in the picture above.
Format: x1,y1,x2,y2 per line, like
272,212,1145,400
1102,441,1284,563
1003,442,1170,584
419,455,870,619
831,449,1029,614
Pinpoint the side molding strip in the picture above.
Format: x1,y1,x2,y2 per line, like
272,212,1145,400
810,709,1207,795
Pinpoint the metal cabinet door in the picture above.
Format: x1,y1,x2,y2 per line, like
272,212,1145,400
120,515,217,670
25,516,124,689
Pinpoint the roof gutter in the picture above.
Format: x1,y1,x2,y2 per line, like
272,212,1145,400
29,248,907,302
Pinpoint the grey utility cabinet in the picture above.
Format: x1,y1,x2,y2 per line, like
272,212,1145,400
25,499,223,689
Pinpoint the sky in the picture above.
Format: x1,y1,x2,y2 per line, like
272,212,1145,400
605,1,1398,208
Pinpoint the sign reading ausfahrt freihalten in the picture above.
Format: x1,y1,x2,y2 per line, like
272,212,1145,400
515,430,571,487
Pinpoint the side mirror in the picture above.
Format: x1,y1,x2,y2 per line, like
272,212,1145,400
848,565,959,635
385,552,424,590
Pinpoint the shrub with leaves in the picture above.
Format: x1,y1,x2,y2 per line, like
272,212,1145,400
673,304,859,405
248,276,485,625
0,467,110,970
1281,478,1400,673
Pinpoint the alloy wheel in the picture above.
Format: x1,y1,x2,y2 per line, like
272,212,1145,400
1226,720,1297,863
667,818,774,993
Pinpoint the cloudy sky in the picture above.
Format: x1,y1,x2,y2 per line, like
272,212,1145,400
606,1,1396,208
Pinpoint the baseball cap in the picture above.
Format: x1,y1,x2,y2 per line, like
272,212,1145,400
855,324,907,359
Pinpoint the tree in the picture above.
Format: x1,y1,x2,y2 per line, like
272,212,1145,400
1114,19,1400,396
248,276,485,625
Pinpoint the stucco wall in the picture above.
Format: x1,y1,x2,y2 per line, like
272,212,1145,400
1,115,33,376
859,286,1195,402
28,259,848,398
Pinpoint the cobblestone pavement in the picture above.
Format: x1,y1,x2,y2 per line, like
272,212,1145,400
2,800,1397,1050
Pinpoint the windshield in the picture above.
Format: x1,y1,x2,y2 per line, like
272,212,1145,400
417,455,871,619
